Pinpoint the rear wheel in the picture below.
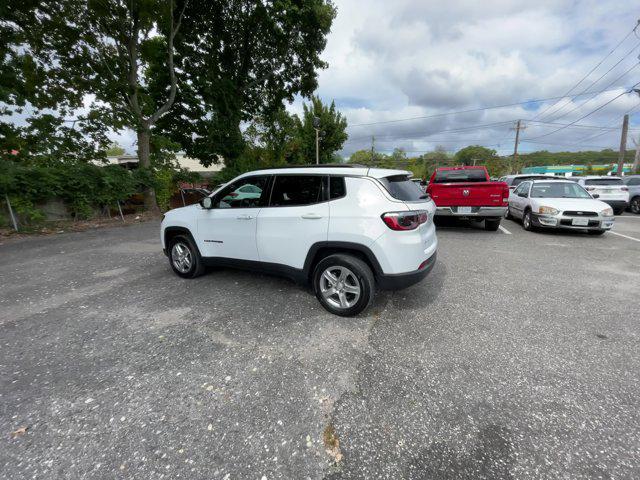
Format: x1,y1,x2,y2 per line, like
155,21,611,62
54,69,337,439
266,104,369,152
505,206,513,220
313,254,374,317
485,218,501,231
168,235,206,278
630,196,640,214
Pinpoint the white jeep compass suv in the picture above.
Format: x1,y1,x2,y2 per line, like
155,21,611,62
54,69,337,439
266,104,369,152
160,165,438,316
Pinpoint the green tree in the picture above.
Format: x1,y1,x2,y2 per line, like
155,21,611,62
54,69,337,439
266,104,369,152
294,96,348,164
157,1,336,168
106,143,126,157
454,145,498,166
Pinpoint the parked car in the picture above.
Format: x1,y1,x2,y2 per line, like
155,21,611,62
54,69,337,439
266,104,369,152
623,175,640,214
573,176,629,215
426,166,509,230
161,165,438,316
499,174,559,191
506,179,615,235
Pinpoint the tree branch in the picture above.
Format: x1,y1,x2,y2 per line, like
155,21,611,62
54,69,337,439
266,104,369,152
149,0,187,125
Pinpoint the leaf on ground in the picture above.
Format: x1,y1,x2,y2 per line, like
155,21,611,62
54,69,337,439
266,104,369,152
10,426,28,437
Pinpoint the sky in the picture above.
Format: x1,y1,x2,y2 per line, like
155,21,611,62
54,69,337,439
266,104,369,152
293,0,640,158
13,1,640,159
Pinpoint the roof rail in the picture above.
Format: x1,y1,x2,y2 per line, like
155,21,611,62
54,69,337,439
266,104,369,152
257,163,364,170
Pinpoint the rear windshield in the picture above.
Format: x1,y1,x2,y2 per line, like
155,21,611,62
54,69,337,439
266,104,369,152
433,169,487,183
512,176,556,187
378,175,428,201
584,178,623,186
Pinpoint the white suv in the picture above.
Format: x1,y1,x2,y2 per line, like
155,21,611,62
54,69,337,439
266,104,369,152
161,165,438,316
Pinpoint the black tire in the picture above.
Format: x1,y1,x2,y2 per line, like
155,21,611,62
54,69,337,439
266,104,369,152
312,254,375,317
504,206,513,220
630,196,640,215
588,230,606,236
168,234,206,278
522,210,534,231
485,218,501,231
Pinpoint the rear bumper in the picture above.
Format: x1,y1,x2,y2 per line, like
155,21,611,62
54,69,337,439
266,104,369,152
601,200,629,210
376,252,437,290
435,206,507,217
531,213,615,231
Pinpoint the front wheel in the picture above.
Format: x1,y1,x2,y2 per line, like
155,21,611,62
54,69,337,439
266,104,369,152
485,218,501,231
522,210,534,231
630,197,640,214
313,254,375,317
169,235,206,278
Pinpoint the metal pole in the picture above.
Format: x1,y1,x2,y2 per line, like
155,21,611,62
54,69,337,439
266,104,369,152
616,114,629,177
315,128,320,164
5,194,18,232
117,200,125,222
512,119,521,162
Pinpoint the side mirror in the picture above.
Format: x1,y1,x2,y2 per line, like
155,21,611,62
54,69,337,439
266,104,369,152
591,193,600,199
200,197,213,209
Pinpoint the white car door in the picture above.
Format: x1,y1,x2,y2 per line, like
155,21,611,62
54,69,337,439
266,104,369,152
257,174,329,269
196,175,271,261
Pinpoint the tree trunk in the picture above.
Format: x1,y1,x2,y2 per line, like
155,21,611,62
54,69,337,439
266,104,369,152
137,128,160,214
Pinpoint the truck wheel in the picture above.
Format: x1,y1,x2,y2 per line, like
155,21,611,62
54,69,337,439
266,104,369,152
313,254,374,317
485,218,501,231
522,211,535,231
169,235,206,278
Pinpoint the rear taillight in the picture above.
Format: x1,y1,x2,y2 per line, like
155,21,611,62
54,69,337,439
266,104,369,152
502,185,510,204
381,211,428,231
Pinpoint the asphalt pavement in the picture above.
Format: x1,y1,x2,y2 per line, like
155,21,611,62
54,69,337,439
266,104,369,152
1,216,639,479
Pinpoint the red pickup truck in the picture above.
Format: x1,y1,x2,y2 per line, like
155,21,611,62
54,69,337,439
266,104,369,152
426,166,509,231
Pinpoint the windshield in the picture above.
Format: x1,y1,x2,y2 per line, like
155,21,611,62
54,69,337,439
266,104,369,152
433,169,487,183
584,178,623,186
530,182,592,199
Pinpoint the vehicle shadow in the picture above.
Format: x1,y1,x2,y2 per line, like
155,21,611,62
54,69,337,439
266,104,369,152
434,217,499,233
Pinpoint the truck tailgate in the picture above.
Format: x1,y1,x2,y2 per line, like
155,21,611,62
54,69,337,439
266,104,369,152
429,182,505,207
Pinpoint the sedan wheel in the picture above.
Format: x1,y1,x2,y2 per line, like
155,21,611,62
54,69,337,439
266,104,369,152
631,197,640,214
523,211,533,231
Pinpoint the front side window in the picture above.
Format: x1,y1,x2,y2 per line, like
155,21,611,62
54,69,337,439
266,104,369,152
530,182,591,199
214,175,270,208
270,175,323,207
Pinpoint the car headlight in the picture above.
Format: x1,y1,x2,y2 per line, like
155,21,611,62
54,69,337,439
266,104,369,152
538,206,559,215
601,208,613,217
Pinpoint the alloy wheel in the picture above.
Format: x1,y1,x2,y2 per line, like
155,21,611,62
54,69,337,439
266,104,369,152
171,242,192,273
632,198,640,214
319,266,361,310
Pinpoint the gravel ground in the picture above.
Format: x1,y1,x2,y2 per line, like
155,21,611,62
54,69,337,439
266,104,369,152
1,216,639,479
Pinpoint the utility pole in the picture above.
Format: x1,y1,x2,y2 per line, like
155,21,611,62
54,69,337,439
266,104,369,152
370,135,376,165
632,135,640,174
511,120,525,173
313,116,321,164
616,114,629,177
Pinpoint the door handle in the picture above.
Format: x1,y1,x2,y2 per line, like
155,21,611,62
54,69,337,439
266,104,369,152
301,213,323,220
236,214,253,220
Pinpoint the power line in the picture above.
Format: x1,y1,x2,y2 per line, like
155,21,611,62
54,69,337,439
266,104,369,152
521,83,640,141
347,87,626,128
539,43,640,122
530,24,638,122
542,61,640,123
347,120,514,142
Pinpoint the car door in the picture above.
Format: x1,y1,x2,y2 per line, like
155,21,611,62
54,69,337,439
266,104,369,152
196,175,271,261
510,182,530,218
257,174,329,269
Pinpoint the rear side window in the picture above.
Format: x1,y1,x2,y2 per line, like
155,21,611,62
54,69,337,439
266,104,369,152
584,178,623,186
433,169,487,183
378,175,427,201
270,175,323,207
329,176,346,199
